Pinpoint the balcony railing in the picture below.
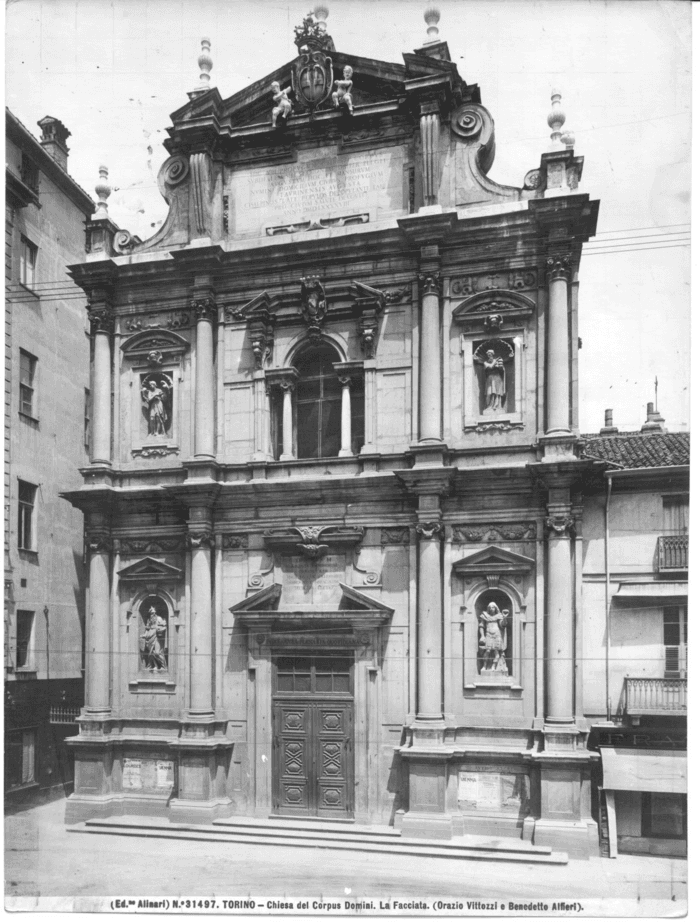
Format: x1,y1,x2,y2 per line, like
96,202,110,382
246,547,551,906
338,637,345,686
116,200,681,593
657,535,688,572
625,677,687,715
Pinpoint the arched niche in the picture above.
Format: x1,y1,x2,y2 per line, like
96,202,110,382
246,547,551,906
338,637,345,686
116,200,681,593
463,577,525,692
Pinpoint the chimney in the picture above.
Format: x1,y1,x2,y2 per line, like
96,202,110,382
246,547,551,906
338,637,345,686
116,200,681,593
641,401,666,433
600,408,618,435
37,116,71,171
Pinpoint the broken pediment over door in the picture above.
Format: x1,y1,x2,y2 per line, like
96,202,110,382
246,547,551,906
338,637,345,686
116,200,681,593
229,581,393,631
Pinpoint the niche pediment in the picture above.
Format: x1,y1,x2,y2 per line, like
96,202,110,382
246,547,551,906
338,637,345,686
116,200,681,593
453,545,534,577
453,289,536,331
117,556,183,582
120,329,190,360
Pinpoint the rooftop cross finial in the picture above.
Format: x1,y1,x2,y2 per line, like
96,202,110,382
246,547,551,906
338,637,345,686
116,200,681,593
547,88,566,148
192,37,213,96
424,6,440,43
94,165,111,218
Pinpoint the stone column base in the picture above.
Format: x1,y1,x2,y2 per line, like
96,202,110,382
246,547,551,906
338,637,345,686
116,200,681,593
398,731,456,840
169,724,234,825
533,818,600,860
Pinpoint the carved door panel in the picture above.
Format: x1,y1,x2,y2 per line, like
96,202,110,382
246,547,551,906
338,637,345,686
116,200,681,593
273,703,313,815
315,702,353,818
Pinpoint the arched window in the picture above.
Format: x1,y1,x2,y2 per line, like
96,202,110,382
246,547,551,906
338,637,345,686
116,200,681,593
271,344,365,460
295,344,343,459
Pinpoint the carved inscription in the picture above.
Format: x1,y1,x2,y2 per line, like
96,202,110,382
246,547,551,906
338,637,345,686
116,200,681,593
230,147,404,234
281,554,345,605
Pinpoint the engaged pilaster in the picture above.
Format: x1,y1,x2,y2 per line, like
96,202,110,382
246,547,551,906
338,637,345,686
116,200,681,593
192,293,217,459
187,511,215,718
88,296,114,466
85,522,112,717
544,503,576,724
545,253,572,436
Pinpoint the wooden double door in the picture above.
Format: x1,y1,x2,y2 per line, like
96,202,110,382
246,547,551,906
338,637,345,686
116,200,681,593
272,654,354,818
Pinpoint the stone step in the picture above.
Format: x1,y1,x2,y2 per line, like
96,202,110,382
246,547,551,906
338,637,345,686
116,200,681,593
73,819,568,865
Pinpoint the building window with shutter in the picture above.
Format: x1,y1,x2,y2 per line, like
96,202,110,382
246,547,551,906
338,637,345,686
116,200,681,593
19,349,37,419
15,610,35,669
19,236,37,290
20,154,39,194
5,728,36,789
17,480,37,551
662,496,689,535
663,606,687,677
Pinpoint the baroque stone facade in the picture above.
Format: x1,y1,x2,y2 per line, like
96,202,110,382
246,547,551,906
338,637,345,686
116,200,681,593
63,12,606,856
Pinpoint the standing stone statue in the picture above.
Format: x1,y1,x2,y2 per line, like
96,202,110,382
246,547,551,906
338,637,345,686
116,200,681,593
473,341,513,413
478,602,509,674
271,81,293,126
141,606,167,671
141,376,173,437
332,66,354,113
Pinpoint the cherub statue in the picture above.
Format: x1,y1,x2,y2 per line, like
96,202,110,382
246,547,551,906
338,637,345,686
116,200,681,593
478,602,509,674
271,81,293,127
332,66,354,113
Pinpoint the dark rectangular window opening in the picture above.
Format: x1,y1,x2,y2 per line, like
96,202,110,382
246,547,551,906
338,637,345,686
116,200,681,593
275,654,353,696
15,610,34,669
17,480,37,551
19,349,37,418
5,728,36,789
663,607,687,677
642,793,687,839
19,236,37,290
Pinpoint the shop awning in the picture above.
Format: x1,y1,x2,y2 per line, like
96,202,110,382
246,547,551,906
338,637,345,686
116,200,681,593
601,748,686,794
615,581,687,599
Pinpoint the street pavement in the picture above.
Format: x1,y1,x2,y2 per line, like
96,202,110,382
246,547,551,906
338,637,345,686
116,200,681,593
4,797,687,916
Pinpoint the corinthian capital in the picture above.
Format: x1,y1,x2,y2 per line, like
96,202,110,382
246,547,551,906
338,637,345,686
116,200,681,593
88,305,115,335
418,272,441,297
545,515,576,537
545,254,572,283
191,295,217,323
186,531,215,550
415,521,444,541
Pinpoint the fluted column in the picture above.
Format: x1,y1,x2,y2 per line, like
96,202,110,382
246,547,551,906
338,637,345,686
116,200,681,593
193,296,216,458
187,518,214,718
85,530,111,716
546,254,572,435
545,507,575,723
418,272,442,442
416,520,444,721
89,305,114,465
420,108,440,206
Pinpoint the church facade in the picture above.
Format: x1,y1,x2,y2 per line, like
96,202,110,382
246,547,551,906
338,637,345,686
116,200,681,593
64,11,603,857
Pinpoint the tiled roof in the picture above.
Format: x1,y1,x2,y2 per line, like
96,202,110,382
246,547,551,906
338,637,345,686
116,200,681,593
579,431,690,469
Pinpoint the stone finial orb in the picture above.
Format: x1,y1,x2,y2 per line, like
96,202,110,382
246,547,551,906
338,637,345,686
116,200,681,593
313,4,329,31
424,6,440,42
197,37,212,90
561,130,575,149
547,88,566,146
95,165,111,217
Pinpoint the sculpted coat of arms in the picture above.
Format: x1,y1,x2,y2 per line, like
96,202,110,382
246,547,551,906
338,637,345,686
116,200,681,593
292,13,334,114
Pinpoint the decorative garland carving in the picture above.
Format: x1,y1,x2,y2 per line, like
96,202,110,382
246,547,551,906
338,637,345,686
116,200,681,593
120,536,185,555
474,421,524,433
132,446,179,459
451,271,537,296
415,521,443,541
453,523,536,543
222,534,249,550
383,285,411,304
380,527,410,546
263,524,364,560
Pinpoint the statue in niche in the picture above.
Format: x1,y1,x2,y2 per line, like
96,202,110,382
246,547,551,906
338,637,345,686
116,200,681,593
473,340,514,414
141,373,173,437
478,602,509,674
271,81,293,127
140,603,167,672
332,66,354,113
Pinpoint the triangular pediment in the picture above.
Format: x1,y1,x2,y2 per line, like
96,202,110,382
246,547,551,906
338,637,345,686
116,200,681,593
338,583,394,614
229,583,282,613
117,556,183,581
229,581,393,628
453,545,534,576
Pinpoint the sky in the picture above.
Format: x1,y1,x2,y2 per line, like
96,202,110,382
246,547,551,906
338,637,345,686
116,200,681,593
5,0,692,433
